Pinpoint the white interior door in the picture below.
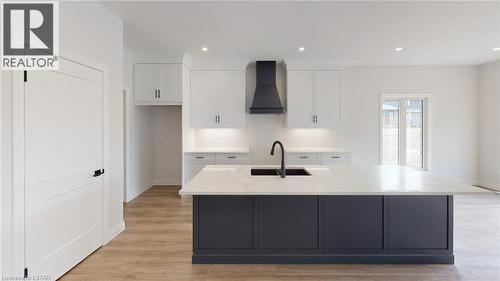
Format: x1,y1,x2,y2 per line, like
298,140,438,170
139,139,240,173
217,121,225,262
314,71,341,128
217,71,245,128
25,58,103,280
190,71,218,128
158,64,181,103
134,63,157,102
286,71,315,128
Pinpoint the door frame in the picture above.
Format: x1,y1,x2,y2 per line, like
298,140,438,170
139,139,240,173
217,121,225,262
379,92,432,171
11,49,111,276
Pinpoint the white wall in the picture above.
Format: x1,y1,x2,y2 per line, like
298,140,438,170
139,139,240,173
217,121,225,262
124,50,154,201
479,61,500,190
152,106,183,186
125,105,154,201
59,0,125,236
195,64,480,183
1,1,124,275
124,51,184,200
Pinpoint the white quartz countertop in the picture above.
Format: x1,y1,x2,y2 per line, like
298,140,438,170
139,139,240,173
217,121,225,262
285,147,351,153
179,165,489,195
185,147,250,153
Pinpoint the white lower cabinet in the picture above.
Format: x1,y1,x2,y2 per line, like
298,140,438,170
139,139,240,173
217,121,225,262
286,152,351,166
185,152,249,183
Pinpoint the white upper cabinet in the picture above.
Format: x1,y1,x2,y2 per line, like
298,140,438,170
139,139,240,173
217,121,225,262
190,71,218,128
190,70,246,128
286,68,341,128
134,64,157,103
133,63,182,105
217,71,245,128
158,64,181,103
314,71,341,128
287,71,315,128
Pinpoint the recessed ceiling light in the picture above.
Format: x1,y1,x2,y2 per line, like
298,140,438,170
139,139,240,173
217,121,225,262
493,47,500,51
395,47,403,52
201,47,208,52
298,47,305,52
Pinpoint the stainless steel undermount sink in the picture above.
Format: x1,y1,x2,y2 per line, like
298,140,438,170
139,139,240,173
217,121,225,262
251,168,311,176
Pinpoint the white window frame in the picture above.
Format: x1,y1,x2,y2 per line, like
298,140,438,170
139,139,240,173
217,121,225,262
379,93,430,171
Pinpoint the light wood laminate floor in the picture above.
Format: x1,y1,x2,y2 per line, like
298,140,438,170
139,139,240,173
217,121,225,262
60,187,500,281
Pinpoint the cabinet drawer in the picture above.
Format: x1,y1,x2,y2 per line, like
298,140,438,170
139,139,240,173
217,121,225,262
321,153,351,165
286,153,320,165
216,153,248,164
186,153,216,163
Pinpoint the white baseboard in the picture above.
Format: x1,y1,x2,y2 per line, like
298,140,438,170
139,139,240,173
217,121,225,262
151,178,181,187
478,180,500,192
104,220,125,245
125,180,155,202
124,178,182,203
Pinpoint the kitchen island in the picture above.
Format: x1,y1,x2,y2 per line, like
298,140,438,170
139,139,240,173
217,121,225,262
179,165,488,264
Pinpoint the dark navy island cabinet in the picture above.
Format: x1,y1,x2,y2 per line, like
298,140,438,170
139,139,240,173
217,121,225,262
192,195,453,264
324,196,384,252
260,196,320,251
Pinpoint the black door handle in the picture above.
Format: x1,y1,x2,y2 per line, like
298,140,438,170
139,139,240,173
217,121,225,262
93,169,105,177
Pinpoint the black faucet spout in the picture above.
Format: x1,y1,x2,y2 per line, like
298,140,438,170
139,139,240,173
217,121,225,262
270,141,286,178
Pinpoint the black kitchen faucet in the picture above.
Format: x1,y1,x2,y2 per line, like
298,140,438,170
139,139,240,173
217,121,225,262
270,140,285,178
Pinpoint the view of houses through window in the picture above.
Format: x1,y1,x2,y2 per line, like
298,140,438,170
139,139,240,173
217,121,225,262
382,98,425,169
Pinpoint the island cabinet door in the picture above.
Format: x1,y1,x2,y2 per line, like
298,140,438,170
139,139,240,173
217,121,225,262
323,196,384,252
259,196,320,252
195,196,255,251
387,196,451,250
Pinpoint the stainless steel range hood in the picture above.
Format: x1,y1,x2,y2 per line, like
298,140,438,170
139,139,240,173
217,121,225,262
249,61,285,114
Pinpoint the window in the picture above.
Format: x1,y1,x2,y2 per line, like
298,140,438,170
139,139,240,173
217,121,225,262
381,97,427,169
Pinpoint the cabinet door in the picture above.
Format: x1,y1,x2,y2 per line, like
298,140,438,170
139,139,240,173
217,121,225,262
158,64,181,103
387,196,449,250
286,71,315,128
324,196,383,251
190,71,218,128
285,153,321,165
217,71,246,128
196,196,254,250
314,71,341,128
134,64,157,103
215,153,248,165
320,153,351,166
259,196,319,251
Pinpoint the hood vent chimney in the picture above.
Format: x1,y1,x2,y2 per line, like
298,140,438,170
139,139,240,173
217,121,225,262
249,61,285,114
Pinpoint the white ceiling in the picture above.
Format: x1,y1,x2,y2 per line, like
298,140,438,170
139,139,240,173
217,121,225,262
103,1,500,65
